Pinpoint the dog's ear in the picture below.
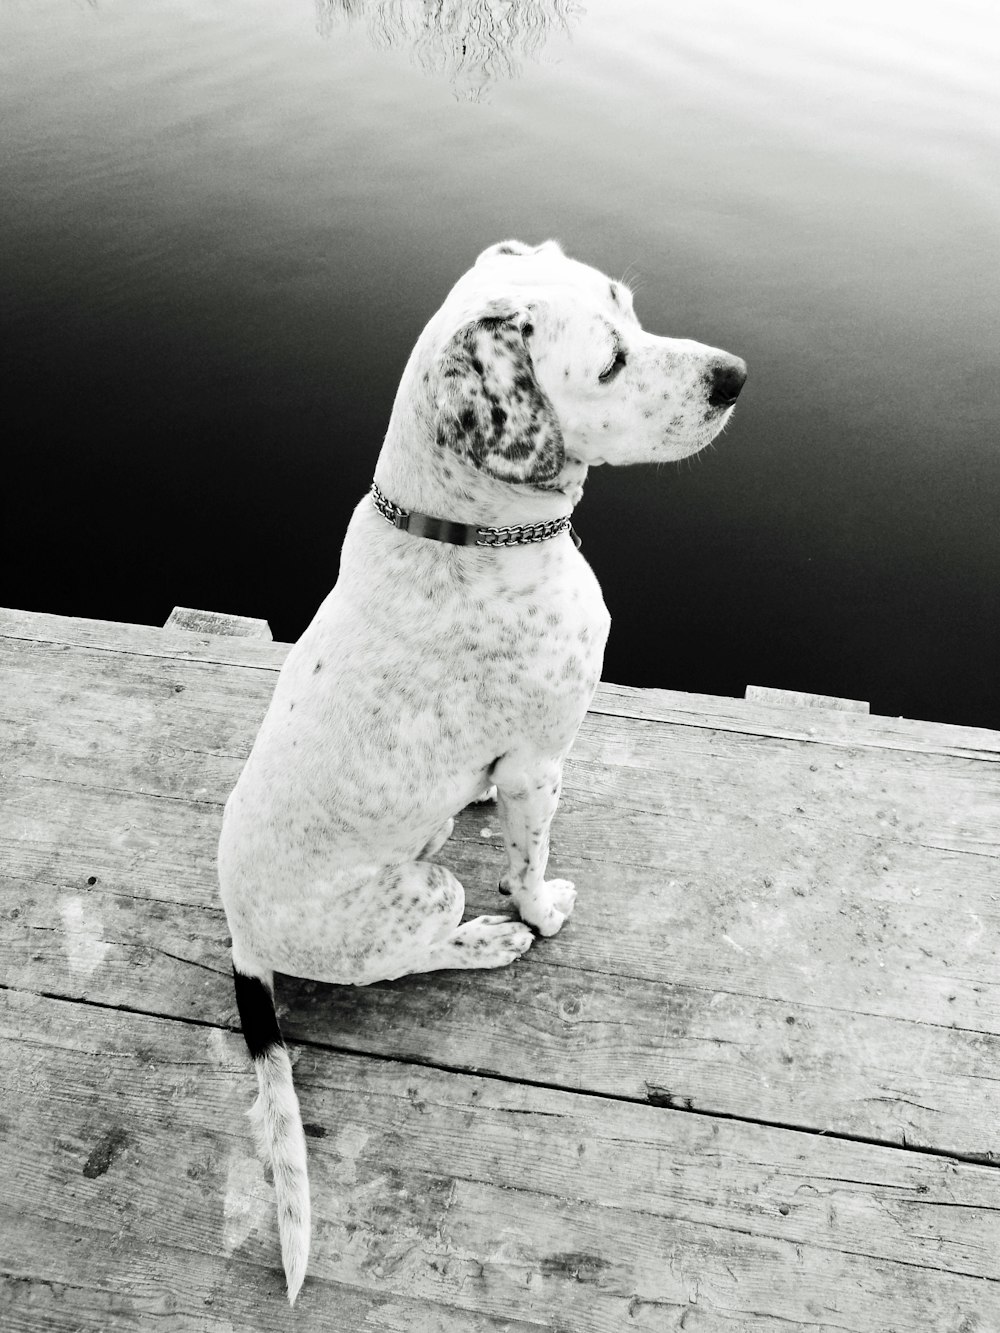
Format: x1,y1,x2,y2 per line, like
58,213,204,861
475,239,534,264
475,239,565,265
434,308,565,485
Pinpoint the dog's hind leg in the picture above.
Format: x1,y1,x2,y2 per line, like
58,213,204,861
304,859,534,985
363,860,535,981
418,910,536,974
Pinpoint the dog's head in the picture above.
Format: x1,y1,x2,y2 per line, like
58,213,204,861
426,239,746,482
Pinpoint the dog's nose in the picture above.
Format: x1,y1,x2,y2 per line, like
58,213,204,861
707,359,748,408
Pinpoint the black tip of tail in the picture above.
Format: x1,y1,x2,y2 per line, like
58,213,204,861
233,966,284,1060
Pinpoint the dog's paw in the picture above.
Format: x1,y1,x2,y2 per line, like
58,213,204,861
458,915,535,966
469,785,497,805
537,878,577,936
545,879,577,917
511,879,576,937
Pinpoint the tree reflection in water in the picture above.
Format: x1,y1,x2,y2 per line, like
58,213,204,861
316,0,584,100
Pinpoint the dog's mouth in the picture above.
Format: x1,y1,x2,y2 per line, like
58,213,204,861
707,400,737,426
662,411,736,459
704,403,738,438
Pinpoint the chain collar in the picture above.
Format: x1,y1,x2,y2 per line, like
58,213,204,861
371,483,580,549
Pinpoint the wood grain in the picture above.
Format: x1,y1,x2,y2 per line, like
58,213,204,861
2,989,997,1331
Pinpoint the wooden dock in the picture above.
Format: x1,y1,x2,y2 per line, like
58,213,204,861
2,605,999,1331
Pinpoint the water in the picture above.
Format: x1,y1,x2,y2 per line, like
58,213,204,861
3,0,998,728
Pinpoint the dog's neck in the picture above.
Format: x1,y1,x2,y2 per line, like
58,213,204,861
370,482,580,550
374,360,588,531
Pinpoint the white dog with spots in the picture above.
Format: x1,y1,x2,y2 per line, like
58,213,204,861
217,239,747,1302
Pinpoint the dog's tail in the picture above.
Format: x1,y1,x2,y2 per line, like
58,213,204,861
232,963,310,1305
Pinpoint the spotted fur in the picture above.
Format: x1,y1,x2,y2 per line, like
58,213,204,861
218,239,746,1303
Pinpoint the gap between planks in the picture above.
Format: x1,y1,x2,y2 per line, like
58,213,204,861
9,979,1000,1175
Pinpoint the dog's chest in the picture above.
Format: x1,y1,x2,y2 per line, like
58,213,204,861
387,529,606,682
454,563,609,741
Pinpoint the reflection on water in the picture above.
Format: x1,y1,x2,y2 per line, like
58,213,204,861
1,0,998,727
316,0,583,99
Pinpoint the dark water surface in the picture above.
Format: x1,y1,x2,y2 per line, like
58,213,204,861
3,0,998,727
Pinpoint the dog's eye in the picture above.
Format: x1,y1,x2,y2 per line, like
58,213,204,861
598,343,627,383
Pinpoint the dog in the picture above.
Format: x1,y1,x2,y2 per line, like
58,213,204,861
217,238,746,1302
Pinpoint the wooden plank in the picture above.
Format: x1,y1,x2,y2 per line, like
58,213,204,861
745,684,869,713
2,622,999,1157
0,634,273,803
2,988,998,1331
7,779,1000,1046
165,606,273,640
3,607,998,757
596,680,1000,759
3,623,996,878
4,776,1000,1161
0,1217,530,1333
0,606,286,671
5,623,996,1013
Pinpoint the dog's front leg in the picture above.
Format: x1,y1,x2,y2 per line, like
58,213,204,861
494,757,576,937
